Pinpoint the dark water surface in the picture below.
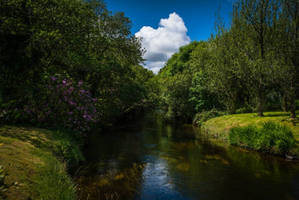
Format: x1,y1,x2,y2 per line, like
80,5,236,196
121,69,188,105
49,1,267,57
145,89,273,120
78,114,299,200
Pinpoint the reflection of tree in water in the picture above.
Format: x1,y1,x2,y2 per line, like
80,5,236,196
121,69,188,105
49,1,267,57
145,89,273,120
75,163,146,200
162,138,299,200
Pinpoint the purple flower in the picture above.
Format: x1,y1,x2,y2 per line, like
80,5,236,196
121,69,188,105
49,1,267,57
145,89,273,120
51,76,57,81
69,101,76,106
78,80,83,86
62,80,67,84
69,87,74,92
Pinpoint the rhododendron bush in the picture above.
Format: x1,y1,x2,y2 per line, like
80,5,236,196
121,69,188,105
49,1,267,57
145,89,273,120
1,74,99,133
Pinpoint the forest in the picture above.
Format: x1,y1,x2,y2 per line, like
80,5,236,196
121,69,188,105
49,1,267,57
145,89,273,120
0,0,299,199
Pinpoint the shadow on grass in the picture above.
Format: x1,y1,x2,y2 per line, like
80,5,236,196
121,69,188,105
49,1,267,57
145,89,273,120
264,113,290,117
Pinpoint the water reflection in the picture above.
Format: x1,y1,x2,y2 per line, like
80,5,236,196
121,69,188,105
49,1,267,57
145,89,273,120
76,114,299,200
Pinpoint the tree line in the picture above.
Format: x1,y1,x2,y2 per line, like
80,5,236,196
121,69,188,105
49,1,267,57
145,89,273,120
155,0,299,123
0,0,298,133
0,0,154,133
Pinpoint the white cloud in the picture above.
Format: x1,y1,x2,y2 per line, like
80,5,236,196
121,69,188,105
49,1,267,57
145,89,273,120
135,12,190,73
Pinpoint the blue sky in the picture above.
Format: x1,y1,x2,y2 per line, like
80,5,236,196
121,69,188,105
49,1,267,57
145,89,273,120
104,0,236,72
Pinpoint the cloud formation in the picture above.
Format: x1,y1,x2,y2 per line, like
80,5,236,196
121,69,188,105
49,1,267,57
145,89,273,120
135,13,190,73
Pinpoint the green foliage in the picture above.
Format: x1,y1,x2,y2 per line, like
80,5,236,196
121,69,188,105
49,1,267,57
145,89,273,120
193,109,225,127
157,0,298,119
236,106,254,114
50,129,84,167
156,41,223,122
161,72,194,122
229,122,296,155
0,0,150,130
189,71,222,112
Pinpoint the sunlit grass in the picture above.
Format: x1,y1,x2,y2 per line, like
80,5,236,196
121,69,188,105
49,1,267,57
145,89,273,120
202,111,299,155
0,126,80,199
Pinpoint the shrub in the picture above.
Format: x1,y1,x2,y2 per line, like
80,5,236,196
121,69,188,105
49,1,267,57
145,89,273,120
229,122,295,155
236,106,254,114
229,125,259,148
22,74,99,133
193,109,225,126
0,74,100,133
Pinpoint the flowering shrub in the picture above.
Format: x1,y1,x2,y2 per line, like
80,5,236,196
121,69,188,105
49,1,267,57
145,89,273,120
23,74,99,133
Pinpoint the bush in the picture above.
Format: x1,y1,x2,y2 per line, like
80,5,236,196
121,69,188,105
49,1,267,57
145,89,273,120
229,122,295,155
236,106,254,114
193,109,225,127
0,74,100,133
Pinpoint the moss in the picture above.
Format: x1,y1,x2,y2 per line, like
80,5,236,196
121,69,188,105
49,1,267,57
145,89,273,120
202,111,299,156
0,126,82,199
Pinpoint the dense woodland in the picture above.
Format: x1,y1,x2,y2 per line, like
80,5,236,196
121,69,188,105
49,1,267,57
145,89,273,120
0,0,155,133
0,0,298,134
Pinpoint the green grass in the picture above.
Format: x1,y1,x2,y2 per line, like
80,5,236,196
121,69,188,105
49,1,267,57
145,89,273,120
202,111,299,156
0,126,84,167
31,149,76,200
229,122,296,155
0,126,83,199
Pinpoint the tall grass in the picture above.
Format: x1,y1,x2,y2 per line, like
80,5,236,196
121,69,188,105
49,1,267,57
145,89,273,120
32,150,76,200
229,122,295,155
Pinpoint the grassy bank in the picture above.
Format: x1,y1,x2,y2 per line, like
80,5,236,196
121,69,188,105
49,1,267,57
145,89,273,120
0,126,84,200
201,111,299,156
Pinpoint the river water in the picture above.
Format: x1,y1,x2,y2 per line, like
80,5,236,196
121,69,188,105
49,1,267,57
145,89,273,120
76,114,299,200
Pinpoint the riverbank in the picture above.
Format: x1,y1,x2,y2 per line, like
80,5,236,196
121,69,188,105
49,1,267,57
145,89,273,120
201,111,299,157
0,125,84,200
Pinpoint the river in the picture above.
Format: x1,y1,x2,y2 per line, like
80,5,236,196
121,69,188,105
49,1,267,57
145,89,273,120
75,114,299,200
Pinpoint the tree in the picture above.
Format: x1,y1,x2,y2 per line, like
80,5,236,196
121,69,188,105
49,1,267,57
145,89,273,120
232,0,281,116
276,0,299,118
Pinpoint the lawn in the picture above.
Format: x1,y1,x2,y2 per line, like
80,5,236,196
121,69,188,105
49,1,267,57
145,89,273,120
0,126,83,200
202,111,299,155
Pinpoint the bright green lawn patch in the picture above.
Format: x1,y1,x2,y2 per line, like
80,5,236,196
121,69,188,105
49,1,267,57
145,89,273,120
202,111,299,155
0,126,83,200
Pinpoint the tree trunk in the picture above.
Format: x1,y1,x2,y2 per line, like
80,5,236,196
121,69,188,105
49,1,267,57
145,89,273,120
257,92,265,117
289,93,296,119
290,107,296,119
227,92,237,114
281,93,289,112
